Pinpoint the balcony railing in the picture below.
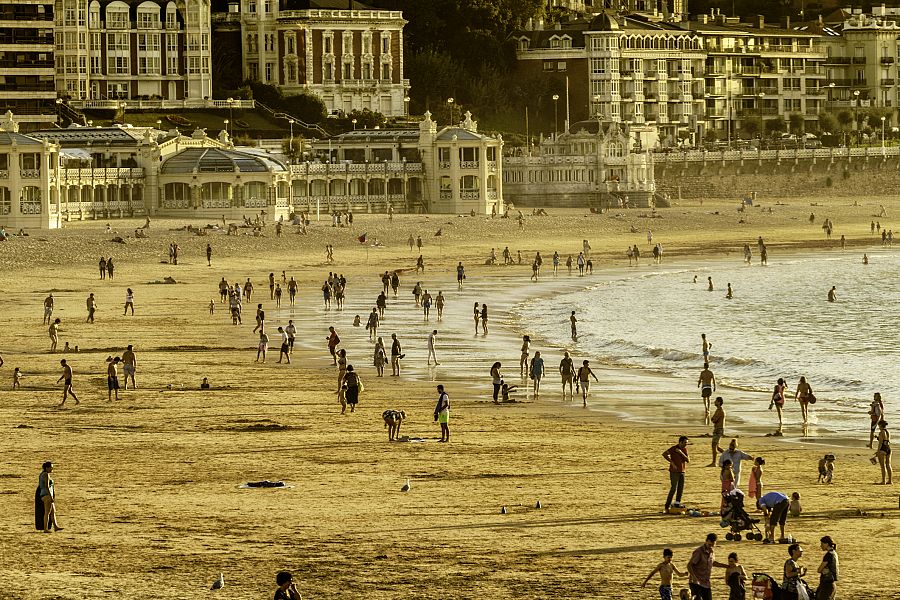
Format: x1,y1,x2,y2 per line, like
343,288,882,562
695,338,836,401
882,78,896,86
882,57,895,64
825,56,851,64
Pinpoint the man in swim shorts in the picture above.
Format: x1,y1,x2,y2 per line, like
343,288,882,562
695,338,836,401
107,357,121,401
121,345,137,389
697,362,716,420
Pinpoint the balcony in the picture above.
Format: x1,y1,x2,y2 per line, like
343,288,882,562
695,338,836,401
439,161,451,169
460,160,479,169
645,71,658,79
742,87,778,96
736,67,761,76
852,57,867,64
705,87,726,96
825,56,851,64
882,57,895,64
882,78,896,86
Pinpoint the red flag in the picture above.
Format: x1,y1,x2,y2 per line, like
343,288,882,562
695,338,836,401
358,232,367,244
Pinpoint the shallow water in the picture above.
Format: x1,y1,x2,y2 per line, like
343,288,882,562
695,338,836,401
515,248,900,435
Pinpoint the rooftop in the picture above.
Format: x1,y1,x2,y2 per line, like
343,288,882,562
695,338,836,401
0,131,44,146
160,147,287,174
30,126,147,146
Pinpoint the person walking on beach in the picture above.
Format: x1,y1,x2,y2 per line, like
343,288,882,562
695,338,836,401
123,288,134,315
422,290,432,319
698,363,716,421
642,548,686,599
57,359,78,406
343,365,362,413
577,360,599,407
85,293,97,323
327,327,340,366
529,351,545,397
99,256,107,279
412,282,423,307
566,255,573,274
559,351,575,398
794,376,814,425
277,327,291,364
416,255,425,274
633,245,641,265
456,262,465,289
206,243,212,267
435,292,445,320
707,277,714,292
577,252,585,276
434,384,450,442
687,533,728,600
390,333,403,376
43,294,54,325
816,536,839,600
480,304,488,335
771,378,787,435
107,357,121,401
366,309,379,342
552,252,560,275
244,278,254,302
473,303,481,334
37,462,63,532
256,329,269,362
253,304,265,334
663,436,690,510
719,439,753,488
122,345,137,389
875,420,892,485
49,318,60,353
519,336,531,376
709,397,726,466
570,311,578,340
391,272,400,297
373,338,387,378
288,278,298,306
427,330,439,365
868,393,884,448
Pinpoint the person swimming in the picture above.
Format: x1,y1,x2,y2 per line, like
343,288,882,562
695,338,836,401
827,286,837,302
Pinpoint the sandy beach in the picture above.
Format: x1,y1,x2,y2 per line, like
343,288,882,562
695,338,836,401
0,196,897,599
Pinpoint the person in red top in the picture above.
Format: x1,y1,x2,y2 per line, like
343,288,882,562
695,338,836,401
663,436,690,510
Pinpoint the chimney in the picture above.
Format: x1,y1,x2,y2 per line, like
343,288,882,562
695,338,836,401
699,14,707,25
756,15,765,29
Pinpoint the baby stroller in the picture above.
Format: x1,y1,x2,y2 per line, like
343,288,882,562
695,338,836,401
751,573,815,600
721,489,765,541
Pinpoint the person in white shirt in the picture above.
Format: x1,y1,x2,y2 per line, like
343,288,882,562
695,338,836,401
277,327,290,364
718,439,754,487
285,320,297,355
427,330,439,365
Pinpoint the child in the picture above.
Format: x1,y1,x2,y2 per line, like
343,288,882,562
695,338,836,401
725,552,747,600
817,456,827,483
748,457,764,501
720,459,735,513
642,547,685,600
819,454,835,484
353,315,361,327
12,367,22,389
789,492,802,518
500,381,518,403
208,299,215,315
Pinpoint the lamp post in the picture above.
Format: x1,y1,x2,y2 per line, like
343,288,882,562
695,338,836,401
757,92,765,145
403,95,410,120
156,119,162,132
55,98,62,123
120,101,127,124
226,97,235,133
288,118,295,160
351,118,357,130
447,97,455,125
552,94,560,137
881,115,886,148
853,89,860,146
223,118,229,137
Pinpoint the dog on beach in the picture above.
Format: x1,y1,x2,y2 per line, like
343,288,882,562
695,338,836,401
382,410,406,441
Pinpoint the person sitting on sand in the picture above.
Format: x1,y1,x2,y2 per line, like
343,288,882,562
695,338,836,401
500,381,518,403
200,378,211,389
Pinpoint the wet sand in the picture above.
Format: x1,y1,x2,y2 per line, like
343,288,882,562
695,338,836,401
0,198,897,598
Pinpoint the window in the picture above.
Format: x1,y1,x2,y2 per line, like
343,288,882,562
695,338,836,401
107,9,128,29
188,56,200,74
557,61,567,72
108,33,129,51
108,55,130,74
0,187,9,216
248,0,256,13
139,56,160,74
343,61,352,79
21,186,42,214
248,62,259,80
265,62,273,82
167,55,178,74
79,33,86,50
324,34,332,54
487,147,496,161
65,6,76,25
590,58,606,75
518,38,529,51
362,62,371,80
188,34,200,51
202,56,209,74
362,32,372,55
550,36,560,49
460,175,479,191
90,55,102,74
440,176,451,190
138,11,159,29
543,61,554,71
264,0,270,12
381,34,389,54
381,63,390,80
287,62,296,81
202,33,208,50
138,34,160,52
323,62,332,80
438,148,450,162
287,35,295,54
65,55,78,74
459,147,479,163
167,34,178,52
166,11,176,28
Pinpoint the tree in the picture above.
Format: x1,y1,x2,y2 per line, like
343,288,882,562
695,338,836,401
788,113,805,135
765,119,786,135
741,119,760,138
283,94,327,124
818,112,837,134
836,110,853,132
282,136,304,163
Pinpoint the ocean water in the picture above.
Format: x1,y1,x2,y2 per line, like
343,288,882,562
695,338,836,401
514,249,900,435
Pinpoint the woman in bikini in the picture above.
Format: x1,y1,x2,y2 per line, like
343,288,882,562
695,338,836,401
771,378,786,435
490,362,502,403
794,376,814,425
480,304,488,334
473,302,481,334
875,420,892,485
519,336,531,376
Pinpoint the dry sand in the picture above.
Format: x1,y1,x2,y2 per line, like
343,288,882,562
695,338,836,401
0,196,897,599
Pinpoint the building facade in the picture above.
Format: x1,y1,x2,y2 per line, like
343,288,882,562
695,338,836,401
0,0,57,130
512,10,829,145
212,0,409,117
53,0,212,102
1,109,502,229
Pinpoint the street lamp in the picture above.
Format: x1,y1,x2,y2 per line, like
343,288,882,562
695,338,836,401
156,119,162,131
447,97,455,125
853,90,860,146
351,118,357,130
288,118,295,160
120,101,127,124
226,97,235,133
881,115,886,148
757,92,765,144
403,95,410,120
552,94,560,137
223,119,229,137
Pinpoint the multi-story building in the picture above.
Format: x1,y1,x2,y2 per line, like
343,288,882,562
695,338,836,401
53,0,212,102
820,7,900,125
512,10,829,145
212,0,409,117
0,0,57,130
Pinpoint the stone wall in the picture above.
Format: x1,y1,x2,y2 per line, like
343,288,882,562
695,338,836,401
655,155,900,200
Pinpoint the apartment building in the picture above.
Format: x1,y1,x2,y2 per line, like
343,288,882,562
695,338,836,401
53,0,212,102
212,0,409,117
513,10,828,144
0,0,57,130
820,8,900,123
